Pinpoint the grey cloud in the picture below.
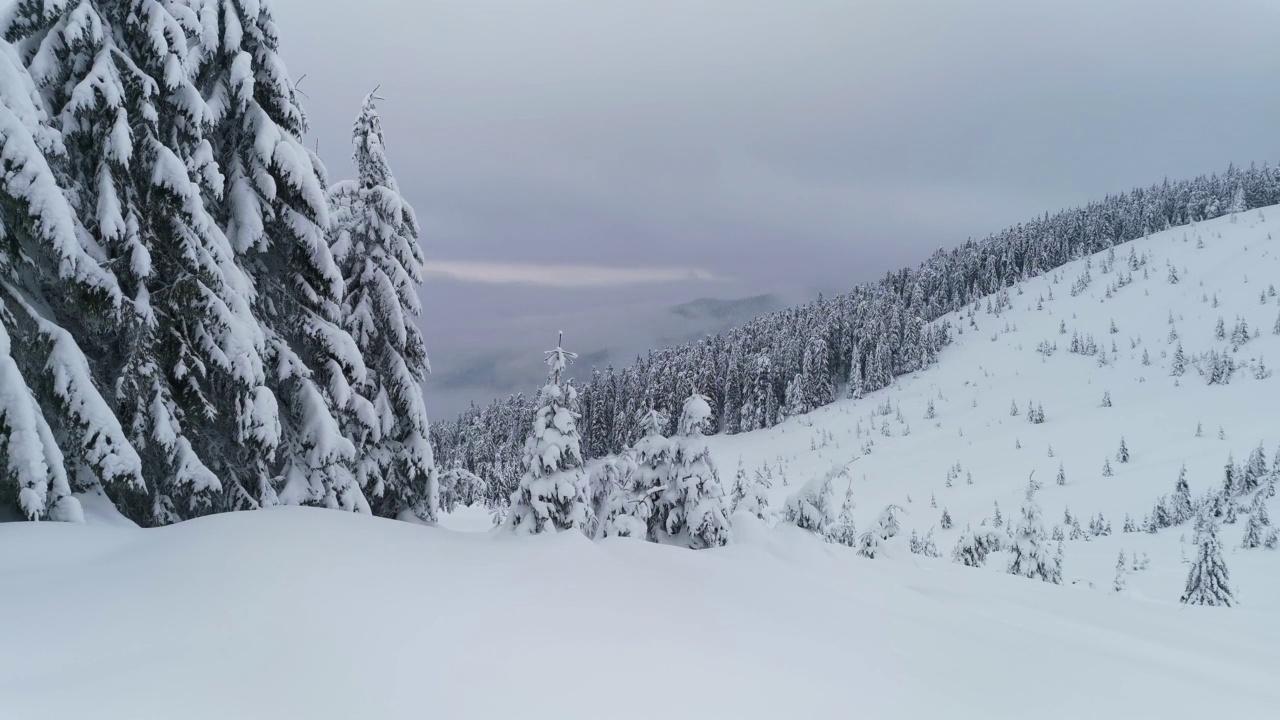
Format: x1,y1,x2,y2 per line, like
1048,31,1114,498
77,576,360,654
276,0,1280,413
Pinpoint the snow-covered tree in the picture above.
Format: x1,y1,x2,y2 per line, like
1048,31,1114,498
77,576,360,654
876,504,903,539
1113,550,1127,592
856,529,881,558
1181,511,1234,606
599,408,670,538
735,466,772,522
782,461,847,535
183,0,366,514
329,91,437,519
1116,437,1129,463
437,466,486,514
1241,507,1266,550
0,39,146,520
507,336,590,534
952,524,1000,567
4,0,282,523
1241,443,1267,494
1227,183,1246,215
655,392,730,548
1171,343,1187,376
1007,476,1060,583
826,484,856,547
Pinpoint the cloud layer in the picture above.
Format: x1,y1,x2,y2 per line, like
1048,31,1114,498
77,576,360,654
421,260,724,288
270,0,1280,411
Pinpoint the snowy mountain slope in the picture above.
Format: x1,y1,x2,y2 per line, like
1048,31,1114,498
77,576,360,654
709,205,1280,605
1,507,1277,720
6,208,1280,720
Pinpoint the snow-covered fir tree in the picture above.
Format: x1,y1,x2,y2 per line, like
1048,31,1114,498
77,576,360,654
1241,505,1267,550
782,461,847,535
506,336,590,534
5,0,288,523
654,392,730,548
183,0,366,514
826,484,857,547
598,408,669,538
329,91,436,519
0,37,145,520
735,466,772,522
1007,476,1060,584
876,504,902,539
952,524,1000,567
856,528,881,558
1181,510,1234,606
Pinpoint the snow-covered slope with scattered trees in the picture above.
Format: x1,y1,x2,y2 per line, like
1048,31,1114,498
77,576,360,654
710,205,1280,606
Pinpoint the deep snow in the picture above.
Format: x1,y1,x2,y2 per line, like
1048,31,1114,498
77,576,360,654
1,508,1277,720
4,208,1280,719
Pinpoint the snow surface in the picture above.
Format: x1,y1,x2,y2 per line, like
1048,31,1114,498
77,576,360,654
5,208,1280,718
2,507,1277,720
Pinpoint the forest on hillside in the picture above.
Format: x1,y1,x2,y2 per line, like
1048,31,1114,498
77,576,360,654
433,163,1280,508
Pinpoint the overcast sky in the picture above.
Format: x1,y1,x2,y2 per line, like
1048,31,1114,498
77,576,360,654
274,0,1280,415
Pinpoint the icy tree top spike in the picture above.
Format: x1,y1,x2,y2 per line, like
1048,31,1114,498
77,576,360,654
545,331,578,384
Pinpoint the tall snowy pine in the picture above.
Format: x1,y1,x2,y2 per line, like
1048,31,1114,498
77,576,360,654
4,0,276,524
183,0,366,512
506,336,590,533
329,91,435,520
0,36,144,520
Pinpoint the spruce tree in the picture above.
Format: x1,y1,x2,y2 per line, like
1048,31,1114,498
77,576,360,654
1241,508,1266,550
599,408,668,539
330,91,436,519
0,38,145,519
782,461,844,534
5,0,279,523
1008,476,1060,583
1171,343,1187,376
656,392,730,548
1181,511,1234,606
184,0,365,513
826,484,856,547
507,336,590,534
